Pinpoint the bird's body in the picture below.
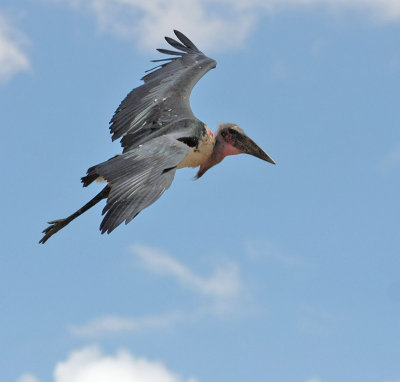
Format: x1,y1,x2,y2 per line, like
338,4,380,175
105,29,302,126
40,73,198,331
40,30,275,244
176,124,215,169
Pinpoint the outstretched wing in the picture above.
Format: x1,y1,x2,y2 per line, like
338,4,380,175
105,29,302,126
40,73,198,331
92,136,190,234
109,30,217,151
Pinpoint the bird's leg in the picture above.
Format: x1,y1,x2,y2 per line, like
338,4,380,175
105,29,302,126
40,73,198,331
39,185,110,244
39,218,71,244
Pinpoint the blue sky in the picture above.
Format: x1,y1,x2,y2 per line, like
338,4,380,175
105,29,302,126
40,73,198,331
1,1,400,381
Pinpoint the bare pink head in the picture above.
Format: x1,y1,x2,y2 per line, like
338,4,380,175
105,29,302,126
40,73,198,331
197,123,275,178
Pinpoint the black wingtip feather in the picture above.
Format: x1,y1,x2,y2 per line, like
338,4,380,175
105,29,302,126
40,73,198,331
156,48,182,56
165,36,191,53
144,31,200,77
151,58,178,63
144,64,164,74
147,31,203,74
173,30,200,52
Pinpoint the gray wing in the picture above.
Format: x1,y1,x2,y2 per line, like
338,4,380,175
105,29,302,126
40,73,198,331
93,136,190,234
109,30,217,151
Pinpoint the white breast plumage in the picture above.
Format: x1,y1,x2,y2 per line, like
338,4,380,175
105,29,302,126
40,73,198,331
177,128,215,169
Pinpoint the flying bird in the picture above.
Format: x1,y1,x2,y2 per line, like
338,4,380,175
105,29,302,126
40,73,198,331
39,30,275,244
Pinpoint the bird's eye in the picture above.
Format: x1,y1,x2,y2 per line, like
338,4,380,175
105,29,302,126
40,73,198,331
228,128,237,136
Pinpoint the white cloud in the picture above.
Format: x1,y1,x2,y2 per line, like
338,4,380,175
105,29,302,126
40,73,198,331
69,244,243,337
16,374,40,382
306,378,322,382
0,13,30,83
131,244,242,299
69,311,185,337
19,346,197,382
53,0,255,52
224,0,400,21
245,239,301,267
51,0,400,52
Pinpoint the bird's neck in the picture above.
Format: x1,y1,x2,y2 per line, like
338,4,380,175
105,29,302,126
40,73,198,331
196,137,230,178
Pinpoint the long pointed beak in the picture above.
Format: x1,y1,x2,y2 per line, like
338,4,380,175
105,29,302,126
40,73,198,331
235,133,276,165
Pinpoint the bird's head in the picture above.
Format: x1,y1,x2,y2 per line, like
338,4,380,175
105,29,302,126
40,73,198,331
197,123,275,178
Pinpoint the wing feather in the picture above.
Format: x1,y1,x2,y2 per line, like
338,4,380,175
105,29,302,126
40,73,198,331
156,49,182,56
173,30,200,51
164,36,192,53
92,136,189,234
109,30,217,150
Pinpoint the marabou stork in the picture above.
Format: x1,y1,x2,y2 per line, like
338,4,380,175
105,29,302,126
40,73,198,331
39,30,275,244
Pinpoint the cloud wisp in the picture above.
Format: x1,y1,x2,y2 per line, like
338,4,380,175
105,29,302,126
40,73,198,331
245,239,301,267
54,0,255,52
0,13,30,83
131,244,241,299
69,244,243,337
69,311,186,337
18,346,198,382
16,374,40,382
52,0,400,53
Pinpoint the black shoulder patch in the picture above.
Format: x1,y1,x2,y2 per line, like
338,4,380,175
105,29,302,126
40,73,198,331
178,136,199,148
162,166,176,174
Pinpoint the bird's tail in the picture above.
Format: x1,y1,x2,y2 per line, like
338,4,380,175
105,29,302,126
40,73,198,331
39,185,111,244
